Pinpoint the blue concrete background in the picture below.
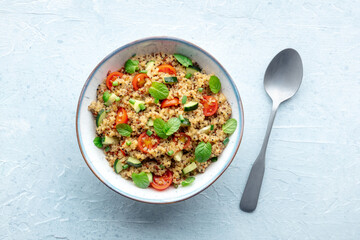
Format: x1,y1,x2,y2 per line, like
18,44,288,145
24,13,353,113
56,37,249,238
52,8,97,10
1,0,359,239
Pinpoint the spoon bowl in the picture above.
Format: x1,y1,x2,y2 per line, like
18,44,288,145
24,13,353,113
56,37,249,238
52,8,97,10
264,48,303,103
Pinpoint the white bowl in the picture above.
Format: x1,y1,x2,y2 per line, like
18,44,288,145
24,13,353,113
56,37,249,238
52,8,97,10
76,37,244,204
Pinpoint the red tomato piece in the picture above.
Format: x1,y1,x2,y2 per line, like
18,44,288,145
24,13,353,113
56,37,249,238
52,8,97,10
151,170,173,191
106,72,123,90
138,132,160,154
115,108,128,126
161,98,180,108
132,73,149,90
201,96,218,116
173,132,191,150
158,64,176,75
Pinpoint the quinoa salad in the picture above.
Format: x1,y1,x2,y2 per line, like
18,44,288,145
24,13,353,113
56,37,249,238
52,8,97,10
88,53,237,190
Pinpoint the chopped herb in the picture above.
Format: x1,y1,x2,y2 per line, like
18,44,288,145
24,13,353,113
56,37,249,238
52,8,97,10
93,137,103,148
167,150,174,156
115,97,121,102
116,123,133,137
195,142,212,163
126,141,132,146
185,73,192,79
222,118,237,134
139,103,146,110
198,87,204,92
123,164,129,170
129,99,136,105
146,130,153,136
173,54,193,67
125,59,139,74
112,81,119,86
209,75,221,93
103,91,111,102
223,137,230,145
210,125,214,130
181,95,187,104
181,176,195,187
139,70,148,74
179,114,185,121
105,146,110,152
159,164,165,169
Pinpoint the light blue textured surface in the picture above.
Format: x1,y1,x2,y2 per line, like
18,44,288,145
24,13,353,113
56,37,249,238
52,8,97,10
1,0,359,239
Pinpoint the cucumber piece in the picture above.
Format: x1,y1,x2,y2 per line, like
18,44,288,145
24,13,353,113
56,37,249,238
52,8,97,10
146,172,153,183
182,162,197,174
102,136,118,145
186,66,201,75
210,157,218,162
104,93,118,106
126,157,142,167
164,77,178,84
114,159,123,174
96,109,106,127
184,101,198,111
147,119,154,126
145,60,155,71
199,125,212,134
129,99,146,113
181,118,191,127
174,151,183,161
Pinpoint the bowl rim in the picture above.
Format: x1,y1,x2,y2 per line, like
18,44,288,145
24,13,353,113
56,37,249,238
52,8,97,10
76,36,244,204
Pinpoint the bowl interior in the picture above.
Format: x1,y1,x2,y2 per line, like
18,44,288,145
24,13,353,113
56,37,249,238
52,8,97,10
77,37,243,203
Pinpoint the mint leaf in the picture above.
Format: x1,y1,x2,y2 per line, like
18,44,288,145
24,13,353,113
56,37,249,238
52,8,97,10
209,75,221,94
153,118,169,139
125,59,139,74
173,54,193,67
181,176,195,187
116,123,133,137
195,142,212,163
132,172,150,189
165,118,181,136
93,137,103,148
149,82,169,100
222,118,237,134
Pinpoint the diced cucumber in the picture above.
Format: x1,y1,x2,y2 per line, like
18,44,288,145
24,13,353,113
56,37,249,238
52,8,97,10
182,162,197,174
104,93,118,106
210,157,218,162
114,159,123,174
102,136,118,145
126,157,142,167
96,109,106,127
184,101,198,111
199,125,212,134
174,151,183,161
164,77,178,84
223,137,230,145
146,172,153,183
181,118,191,127
147,119,154,126
145,60,155,71
129,99,146,113
186,66,201,75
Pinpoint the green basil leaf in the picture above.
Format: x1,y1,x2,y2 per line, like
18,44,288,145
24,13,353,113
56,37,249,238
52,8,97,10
222,118,237,134
165,117,181,136
116,123,133,137
195,142,212,163
181,176,195,187
153,118,169,139
149,82,169,100
125,59,139,74
173,54,193,67
132,172,150,189
209,75,221,94
93,137,103,148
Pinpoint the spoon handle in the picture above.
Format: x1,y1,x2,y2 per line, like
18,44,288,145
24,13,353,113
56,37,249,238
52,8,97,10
240,101,280,212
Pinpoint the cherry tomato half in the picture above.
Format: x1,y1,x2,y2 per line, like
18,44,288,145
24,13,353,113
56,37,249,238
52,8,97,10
173,132,191,150
119,149,126,157
201,96,218,116
115,108,128,125
132,73,149,90
161,98,180,108
158,64,176,75
151,170,173,191
106,72,123,90
138,132,160,153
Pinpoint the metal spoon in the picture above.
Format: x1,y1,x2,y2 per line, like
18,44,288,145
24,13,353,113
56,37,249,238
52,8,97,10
240,48,303,212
